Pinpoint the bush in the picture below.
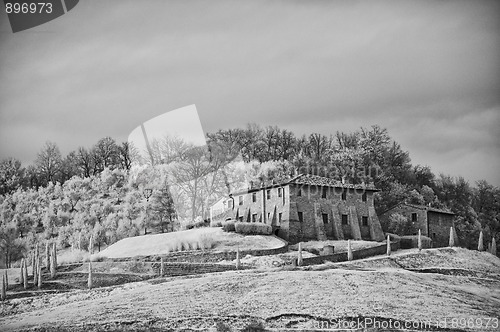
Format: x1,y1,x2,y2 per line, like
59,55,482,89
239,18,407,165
241,320,267,332
235,222,272,235
210,219,223,227
185,218,209,230
387,213,414,235
215,321,232,332
400,235,432,249
222,220,236,232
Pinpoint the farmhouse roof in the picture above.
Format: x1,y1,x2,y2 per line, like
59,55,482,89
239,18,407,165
231,173,378,195
288,174,378,191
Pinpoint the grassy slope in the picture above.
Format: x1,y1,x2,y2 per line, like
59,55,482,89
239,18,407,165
1,248,499,331
97,228,284,259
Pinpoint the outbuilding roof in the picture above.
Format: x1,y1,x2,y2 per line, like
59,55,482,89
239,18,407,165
380,202,455,216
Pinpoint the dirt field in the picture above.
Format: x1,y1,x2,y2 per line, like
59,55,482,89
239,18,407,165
1,248,499,331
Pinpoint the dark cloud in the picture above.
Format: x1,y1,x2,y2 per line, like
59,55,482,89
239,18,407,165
0,0,499,184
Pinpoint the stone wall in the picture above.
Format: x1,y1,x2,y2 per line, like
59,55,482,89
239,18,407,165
151,262,250,277
300,239,400,266
427,212,454,247
231,185,290,227
287,184,384,243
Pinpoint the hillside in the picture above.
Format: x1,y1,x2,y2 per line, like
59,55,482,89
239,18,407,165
96,228,285,259
1,248,499,331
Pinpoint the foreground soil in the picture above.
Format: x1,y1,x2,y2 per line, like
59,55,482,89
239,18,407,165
1,248,499,331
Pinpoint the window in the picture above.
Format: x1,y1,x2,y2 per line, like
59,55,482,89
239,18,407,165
362,192,367,202
252,213,257,222
341,214,348,225
432,232,436,239
362,216,368,226
298,212,303,222
322,213,329,224
278,213,282,223
266,189,271,199
239,196,243,205
227,200,233,209
278,188,282,197
252,192,257,202
238,216,243,222
267,212,271,221
411,213,417,223
322,187,327,198
341,189,347,201
298,187,302,196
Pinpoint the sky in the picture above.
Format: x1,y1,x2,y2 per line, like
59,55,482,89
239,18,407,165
0,0,499,185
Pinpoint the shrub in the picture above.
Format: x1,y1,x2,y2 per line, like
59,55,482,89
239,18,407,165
184,218,209,230
222,220,236,232
241,320,267,332
235,222,272,235
210,220,223,227
387,213,414,235
400,235,432,249
215,321,232,332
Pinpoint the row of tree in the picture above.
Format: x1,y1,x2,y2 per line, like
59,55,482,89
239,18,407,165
0,137,136,194
1,124,499,267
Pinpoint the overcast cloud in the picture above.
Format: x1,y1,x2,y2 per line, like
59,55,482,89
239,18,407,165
0,0,499,184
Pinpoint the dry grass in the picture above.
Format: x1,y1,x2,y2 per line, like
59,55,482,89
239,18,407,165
96,228,284,259
2,248,499,331
57,249,90,265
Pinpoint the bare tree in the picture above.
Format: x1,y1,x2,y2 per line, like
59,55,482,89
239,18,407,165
35,142,62,185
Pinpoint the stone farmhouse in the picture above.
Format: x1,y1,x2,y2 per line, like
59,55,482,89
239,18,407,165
213,174,385,243
378,203,455,247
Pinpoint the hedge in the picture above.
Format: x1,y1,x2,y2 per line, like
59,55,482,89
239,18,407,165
400,235,432,249
222,220,236,232
234,222,272,235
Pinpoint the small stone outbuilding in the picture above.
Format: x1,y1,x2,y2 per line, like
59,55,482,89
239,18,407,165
378,203,455,247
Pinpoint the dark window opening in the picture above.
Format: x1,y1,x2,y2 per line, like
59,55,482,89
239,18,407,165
362,216,368,226
298,187,302,196
279,213,282,223
322,187,327,198
298,212,303,222
252,213,257,222
239,216,243,222
322,213,328,224
267,212,270,221
341,190,347,201
252,192,256,202
266,189,271,199
341,214,348,225
362,192,367,202
278,188,282,197
411,213,417,223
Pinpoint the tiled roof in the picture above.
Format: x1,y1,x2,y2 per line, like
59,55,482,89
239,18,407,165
288,174,378,191
384,202,455,215
233,174,378,194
